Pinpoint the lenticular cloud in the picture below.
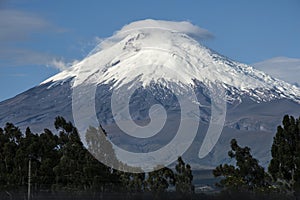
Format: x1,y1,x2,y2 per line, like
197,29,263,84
90,19,213,55
116,19,213,39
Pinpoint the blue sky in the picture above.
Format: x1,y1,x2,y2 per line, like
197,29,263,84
0,0,299,101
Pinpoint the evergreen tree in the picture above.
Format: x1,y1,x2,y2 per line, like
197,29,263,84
213,139,271,192
268,115,300,192
174,157,194,194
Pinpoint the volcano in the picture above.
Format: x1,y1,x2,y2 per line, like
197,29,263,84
1,19,299,169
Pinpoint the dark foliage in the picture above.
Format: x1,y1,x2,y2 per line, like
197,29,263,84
213,115,300,199
0,116,194,199
268,115,300,193
213,139,272,192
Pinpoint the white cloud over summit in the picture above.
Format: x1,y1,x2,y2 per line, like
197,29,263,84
90,19,213,56
116,19,213,39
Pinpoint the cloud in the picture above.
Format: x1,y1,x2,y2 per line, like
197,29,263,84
0,48,53,66
0,9,70,70
252,57,300,86
0,9,57,43
0,48,78,71
48,59,79,71
89,19,214,55
116,19,214,40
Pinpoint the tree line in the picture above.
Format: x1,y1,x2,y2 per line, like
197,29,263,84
0,116,194,198
1,114,300,199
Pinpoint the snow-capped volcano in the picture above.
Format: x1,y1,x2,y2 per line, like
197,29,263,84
42,19,300,103
1,19,300,169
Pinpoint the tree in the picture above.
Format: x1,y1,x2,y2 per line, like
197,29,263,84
85,125,124,192
146,166,175,195
54,117,87,190
36,129,60,189
86,125,121,171
213,139,271,192
1,123,24,188
86,125,145,192
118,172,146,193
268,115,300,192
174,157,194,194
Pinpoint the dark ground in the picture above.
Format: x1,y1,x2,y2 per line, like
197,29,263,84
0,191,298,200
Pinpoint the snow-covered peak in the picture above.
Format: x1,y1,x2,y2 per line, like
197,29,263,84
41,19,300,103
